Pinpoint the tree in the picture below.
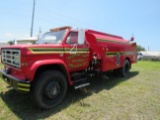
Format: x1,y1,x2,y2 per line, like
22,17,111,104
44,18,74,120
7,41,14,45
137,45,146,51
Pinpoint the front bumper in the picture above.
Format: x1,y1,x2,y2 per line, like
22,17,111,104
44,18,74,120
0,69,30,92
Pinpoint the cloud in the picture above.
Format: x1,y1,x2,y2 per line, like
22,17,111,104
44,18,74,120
5,32,14,37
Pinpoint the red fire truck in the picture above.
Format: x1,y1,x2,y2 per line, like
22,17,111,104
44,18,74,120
0,26,137,109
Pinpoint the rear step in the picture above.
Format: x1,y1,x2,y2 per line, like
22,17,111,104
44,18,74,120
74,83,90,90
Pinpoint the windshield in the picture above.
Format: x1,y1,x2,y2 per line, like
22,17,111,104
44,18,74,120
36,30,66,44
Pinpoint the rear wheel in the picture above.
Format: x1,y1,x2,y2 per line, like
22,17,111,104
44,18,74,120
31,70,68,109
120,59,131,77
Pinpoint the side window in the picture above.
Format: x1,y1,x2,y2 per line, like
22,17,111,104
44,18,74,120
66,32,78,44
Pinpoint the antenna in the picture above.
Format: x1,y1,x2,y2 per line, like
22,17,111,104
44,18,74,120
38,27,42,39
39,27,41,35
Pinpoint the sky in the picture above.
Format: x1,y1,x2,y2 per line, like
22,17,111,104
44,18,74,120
0,0,160,51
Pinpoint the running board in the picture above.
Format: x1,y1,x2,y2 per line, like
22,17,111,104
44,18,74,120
74,83,90,90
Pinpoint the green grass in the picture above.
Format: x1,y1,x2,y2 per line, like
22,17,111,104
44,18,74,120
0,61,160,120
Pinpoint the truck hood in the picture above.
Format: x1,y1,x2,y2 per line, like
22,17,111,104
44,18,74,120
0,44,62,49
0,44,64,55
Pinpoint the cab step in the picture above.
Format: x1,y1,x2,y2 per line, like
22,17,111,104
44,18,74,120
72,78,87,84
71,72,85,78
74,82,90,90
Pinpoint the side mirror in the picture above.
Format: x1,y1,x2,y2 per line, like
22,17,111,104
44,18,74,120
78,29,85,45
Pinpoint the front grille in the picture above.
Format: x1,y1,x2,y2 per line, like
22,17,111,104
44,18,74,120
1,49,21,68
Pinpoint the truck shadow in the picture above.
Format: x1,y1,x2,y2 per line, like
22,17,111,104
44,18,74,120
0,71,138,120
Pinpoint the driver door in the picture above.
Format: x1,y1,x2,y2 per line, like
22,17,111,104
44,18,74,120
64,32,90,72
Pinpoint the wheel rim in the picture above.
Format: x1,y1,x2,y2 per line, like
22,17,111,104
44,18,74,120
44,81,61,99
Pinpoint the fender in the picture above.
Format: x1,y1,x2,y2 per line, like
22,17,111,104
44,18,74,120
27,59,73,85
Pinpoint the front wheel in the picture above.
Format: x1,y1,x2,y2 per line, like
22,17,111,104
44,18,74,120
31,70,68,109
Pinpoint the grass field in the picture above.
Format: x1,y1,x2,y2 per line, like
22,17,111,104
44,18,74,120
0,61,160,120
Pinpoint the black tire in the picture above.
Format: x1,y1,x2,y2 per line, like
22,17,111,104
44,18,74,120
31,70,68,109
120,59,131,77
